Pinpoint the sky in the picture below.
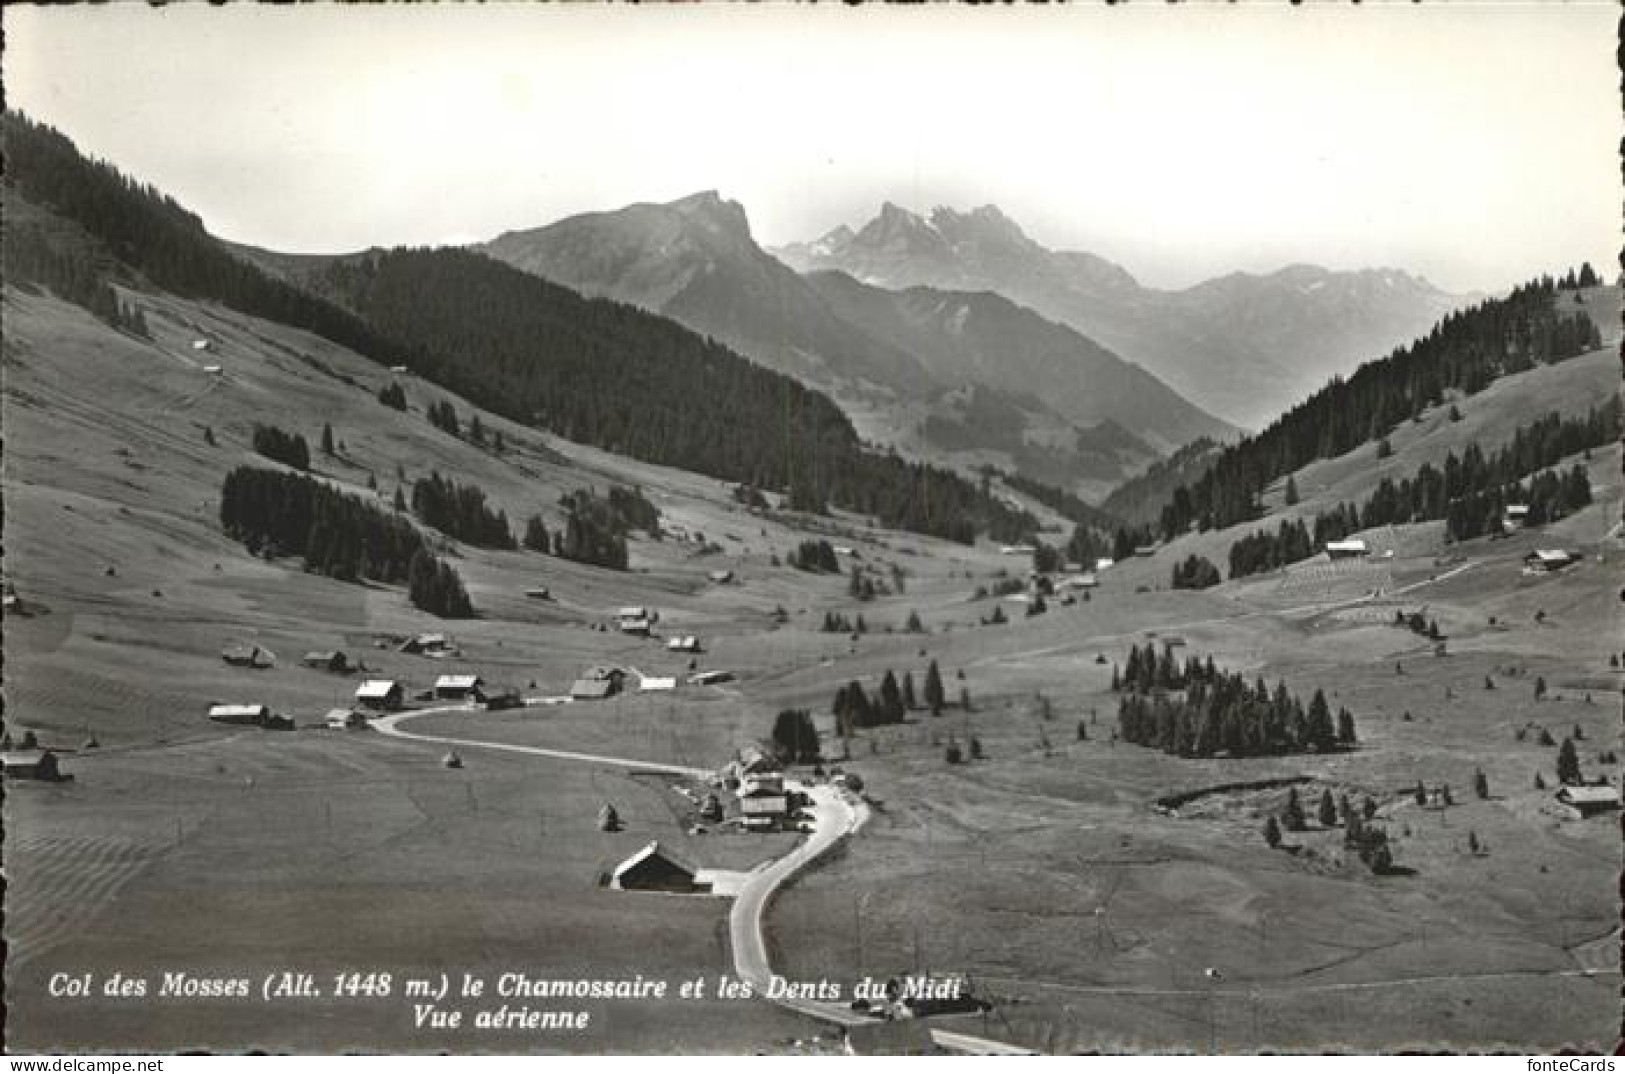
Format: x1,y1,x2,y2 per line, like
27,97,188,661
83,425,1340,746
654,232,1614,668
5,4,1618,294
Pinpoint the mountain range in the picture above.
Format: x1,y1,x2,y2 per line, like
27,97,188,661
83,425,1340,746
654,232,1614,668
774,203,1474,430
480,193,1236,498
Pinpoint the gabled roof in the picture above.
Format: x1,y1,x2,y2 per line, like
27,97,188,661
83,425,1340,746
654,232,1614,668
1529,549,1575,563
355,679,400,698
584,665,625,680
208,703,269,718
571,678,616,699
1326,538,1368,553
1557,784,1619,805
611,840,697,883
2,749,54,767
434,674,483,690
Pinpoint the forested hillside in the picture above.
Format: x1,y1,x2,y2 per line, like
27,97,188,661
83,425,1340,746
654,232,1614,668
1143,279,1602,540
2,111,1033,547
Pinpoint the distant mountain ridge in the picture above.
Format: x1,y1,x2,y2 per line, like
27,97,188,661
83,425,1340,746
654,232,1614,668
480,193,1237,498
775,203,1474,429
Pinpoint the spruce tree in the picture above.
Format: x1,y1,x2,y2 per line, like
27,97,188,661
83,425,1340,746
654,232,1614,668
924,660,945,716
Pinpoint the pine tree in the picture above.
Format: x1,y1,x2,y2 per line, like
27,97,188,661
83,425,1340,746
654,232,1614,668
1473,768,1489,799
1317,789,1338,828
1264,815,1283,848
1556,737,1582,785
901,672,918,711
924,660,945,716
321,422,335,456
1284,475,1300,506
1282,788,1307,832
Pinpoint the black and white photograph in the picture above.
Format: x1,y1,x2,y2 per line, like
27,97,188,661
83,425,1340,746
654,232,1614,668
2,3,1620,1057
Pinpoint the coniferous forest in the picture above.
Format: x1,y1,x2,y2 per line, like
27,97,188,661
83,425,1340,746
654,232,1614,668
4,110,1032,547
1114,643,1356,758
410,471,516,550
1225,401,1614,578
220,466,426,584
1145,281,1601,541
219,466,475,616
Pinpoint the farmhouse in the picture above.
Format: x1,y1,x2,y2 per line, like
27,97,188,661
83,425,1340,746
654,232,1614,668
300,650,350,673
1326,538,1369,559
571,666,626,700
1556,784,1620,818
221,644,274,668
524,587,552,600
434,674,486,702
609,842,710,894
738,787,791,830
1524,549,1577,573
1502,504,1530,532
2,749,66,782
616,606,658,636
707,569,735,584
638,676,677,692
354,679,405,711
208,703,271,726
324,708,366,730
688,670,735,687
740,770,785,796
666,635,703,653
399,633,453,656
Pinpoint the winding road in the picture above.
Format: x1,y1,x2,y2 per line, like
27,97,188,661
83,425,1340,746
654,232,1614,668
370,706,1003,1048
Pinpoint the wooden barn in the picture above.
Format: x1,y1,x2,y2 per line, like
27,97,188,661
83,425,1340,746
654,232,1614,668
2,748,66,782
1556,784,1620,818
434,674,486,702
301,650,351,673
354,679,405,712
571,666,626,701
208,703,271,726
609,842,709,894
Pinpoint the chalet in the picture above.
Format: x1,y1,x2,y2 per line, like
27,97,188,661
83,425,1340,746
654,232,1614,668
191,338,211,352
300,650,350,673
739,788,791,829
354,679,405,711
1095,558,1115,572
202,365,223,375
524,587,552,600
1524,549,1577,573
208,703,271,726
1501,504,1530,532
688,670,735,687
1000,544,1036,556
1132,544,1159,558
221,644,274,668
389,364,409,374
666,635,703,653
2,749,66,782
571,666,626,700
618,616,654,637
324,708,366,730
1556,784,1620,818
399,633,453,656
433,674,486,702
609,841,710,894
638,676,677,692
1326,538,1369,560
1057,573,1098,590
616,606,656,623
707,569,735,584
740,770,785,796
484,689,524,711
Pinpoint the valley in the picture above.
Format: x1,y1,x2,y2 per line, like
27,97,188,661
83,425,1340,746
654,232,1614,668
4,265,1619,1051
